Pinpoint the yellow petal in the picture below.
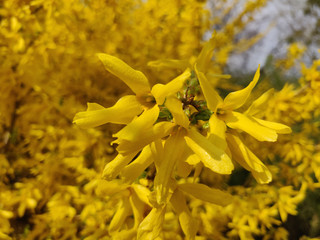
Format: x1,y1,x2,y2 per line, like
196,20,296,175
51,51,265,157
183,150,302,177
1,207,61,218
170,189,198,240
73,95,143,128
148,59,191,70
115,122,176,155
196,36,215,73
165,96,189,129
151,68,191,105
121,145,153,183
114,104,159,141
129,190,148,228
102,151,139,180
176,144,194,178
207,72,231,79
112,229,136,240
184,128,234,174
252,117,292,134
195,64,222,112
150,139,165,169
95,179,129,196
252,170,273,184
176,157,193,178
208,114,227,150
109,198,132,233
280,207,288,222
193,162,203,181
226,132,264,172
154,128,187,206
226,132,272,184
132,184,152,207
137,206,166,240
97,53,150,95
178,183,233,206
226,111,278,142
245,89,274,116
185,153,201,166
222,65,260,110
87,102,105,110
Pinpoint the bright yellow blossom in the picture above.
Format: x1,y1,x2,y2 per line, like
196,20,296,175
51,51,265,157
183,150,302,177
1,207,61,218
3,0,319,238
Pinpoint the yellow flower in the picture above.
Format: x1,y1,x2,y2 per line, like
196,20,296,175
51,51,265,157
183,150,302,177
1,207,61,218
190,39,291,184
164,96,234,176
72,54,191,184
147,95,234,208
197,67,289,183
74,54,191,157
93,179,152,238
73,54,191,128
137,205,166,240
73,96,144,128
152,127,187,206
226,130,272,184
196,65,291,142
170,188,198,240
80,53,235,211
277,183,307,222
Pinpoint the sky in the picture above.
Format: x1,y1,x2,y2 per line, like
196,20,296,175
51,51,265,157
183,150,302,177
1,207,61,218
223,0,320,73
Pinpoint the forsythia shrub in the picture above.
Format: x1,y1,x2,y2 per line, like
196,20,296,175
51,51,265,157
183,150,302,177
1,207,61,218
1,0,319,239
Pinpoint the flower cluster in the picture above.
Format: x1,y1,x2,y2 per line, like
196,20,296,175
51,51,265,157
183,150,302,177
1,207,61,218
1,0,320,239
73,35,291,238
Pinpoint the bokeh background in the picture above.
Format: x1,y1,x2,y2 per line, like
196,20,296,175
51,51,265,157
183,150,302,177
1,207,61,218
1,0,320,239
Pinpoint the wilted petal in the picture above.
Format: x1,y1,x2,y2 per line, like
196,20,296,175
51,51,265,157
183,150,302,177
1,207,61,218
165,96,189,129
195,64,222,112
170,189,198,240
151,68,191,105
226,111,277,142
97,53,150,95
73,95,143,128
178,183,233,206
222,65,260,110
184,128,234,174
